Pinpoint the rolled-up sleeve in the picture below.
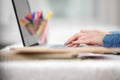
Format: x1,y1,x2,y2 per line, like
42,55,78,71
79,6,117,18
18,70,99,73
103,34,120,48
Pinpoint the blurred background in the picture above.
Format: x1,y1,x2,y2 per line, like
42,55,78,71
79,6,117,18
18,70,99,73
0,0,120,49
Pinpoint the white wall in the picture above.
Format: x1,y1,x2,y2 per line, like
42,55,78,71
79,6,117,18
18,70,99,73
0,0,22,48
97,0,120,25
0,0,120,48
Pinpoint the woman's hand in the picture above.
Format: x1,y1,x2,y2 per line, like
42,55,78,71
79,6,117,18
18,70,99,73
64,30,110,47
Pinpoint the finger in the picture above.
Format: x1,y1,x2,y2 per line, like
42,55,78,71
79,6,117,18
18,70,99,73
67,43,79,47
67,43,74,47
72,39,90,45
64,33,79,45
69,34,90,45
65,32,89,45
73,38,98,46
72,44,79,48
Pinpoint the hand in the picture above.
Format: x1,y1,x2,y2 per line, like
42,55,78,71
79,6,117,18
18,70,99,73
64,30,110,47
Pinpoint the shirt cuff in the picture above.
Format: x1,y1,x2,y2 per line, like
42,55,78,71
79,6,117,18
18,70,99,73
103,34,120,48
103,34,112,48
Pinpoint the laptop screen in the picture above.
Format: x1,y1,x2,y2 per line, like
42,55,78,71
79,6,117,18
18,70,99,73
12,0,40,46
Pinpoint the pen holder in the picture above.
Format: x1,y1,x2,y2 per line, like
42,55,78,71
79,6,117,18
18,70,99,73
36,19,48,44
19,10,49,45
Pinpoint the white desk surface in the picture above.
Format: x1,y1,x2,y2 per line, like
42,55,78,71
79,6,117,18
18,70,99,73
0,60,120,80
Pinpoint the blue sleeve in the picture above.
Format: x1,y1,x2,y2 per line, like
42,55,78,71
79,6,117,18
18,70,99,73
103,34,120,48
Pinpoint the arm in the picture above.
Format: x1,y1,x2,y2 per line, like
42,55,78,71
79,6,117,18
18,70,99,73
65,30,120,48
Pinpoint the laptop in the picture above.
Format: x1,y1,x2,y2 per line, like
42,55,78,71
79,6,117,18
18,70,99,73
11,0,68,48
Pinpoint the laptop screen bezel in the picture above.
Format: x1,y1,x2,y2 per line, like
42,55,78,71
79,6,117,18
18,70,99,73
11,0,31,47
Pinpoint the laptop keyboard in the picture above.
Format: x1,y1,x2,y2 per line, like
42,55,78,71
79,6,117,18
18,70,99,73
49,44,69,49
37,44,86,49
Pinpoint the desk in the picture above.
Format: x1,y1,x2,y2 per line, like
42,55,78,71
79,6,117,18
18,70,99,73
0,46,120,60
0,60,120,80
0,45,120,80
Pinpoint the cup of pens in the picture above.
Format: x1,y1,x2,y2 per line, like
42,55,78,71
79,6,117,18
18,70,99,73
19,10,52,44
